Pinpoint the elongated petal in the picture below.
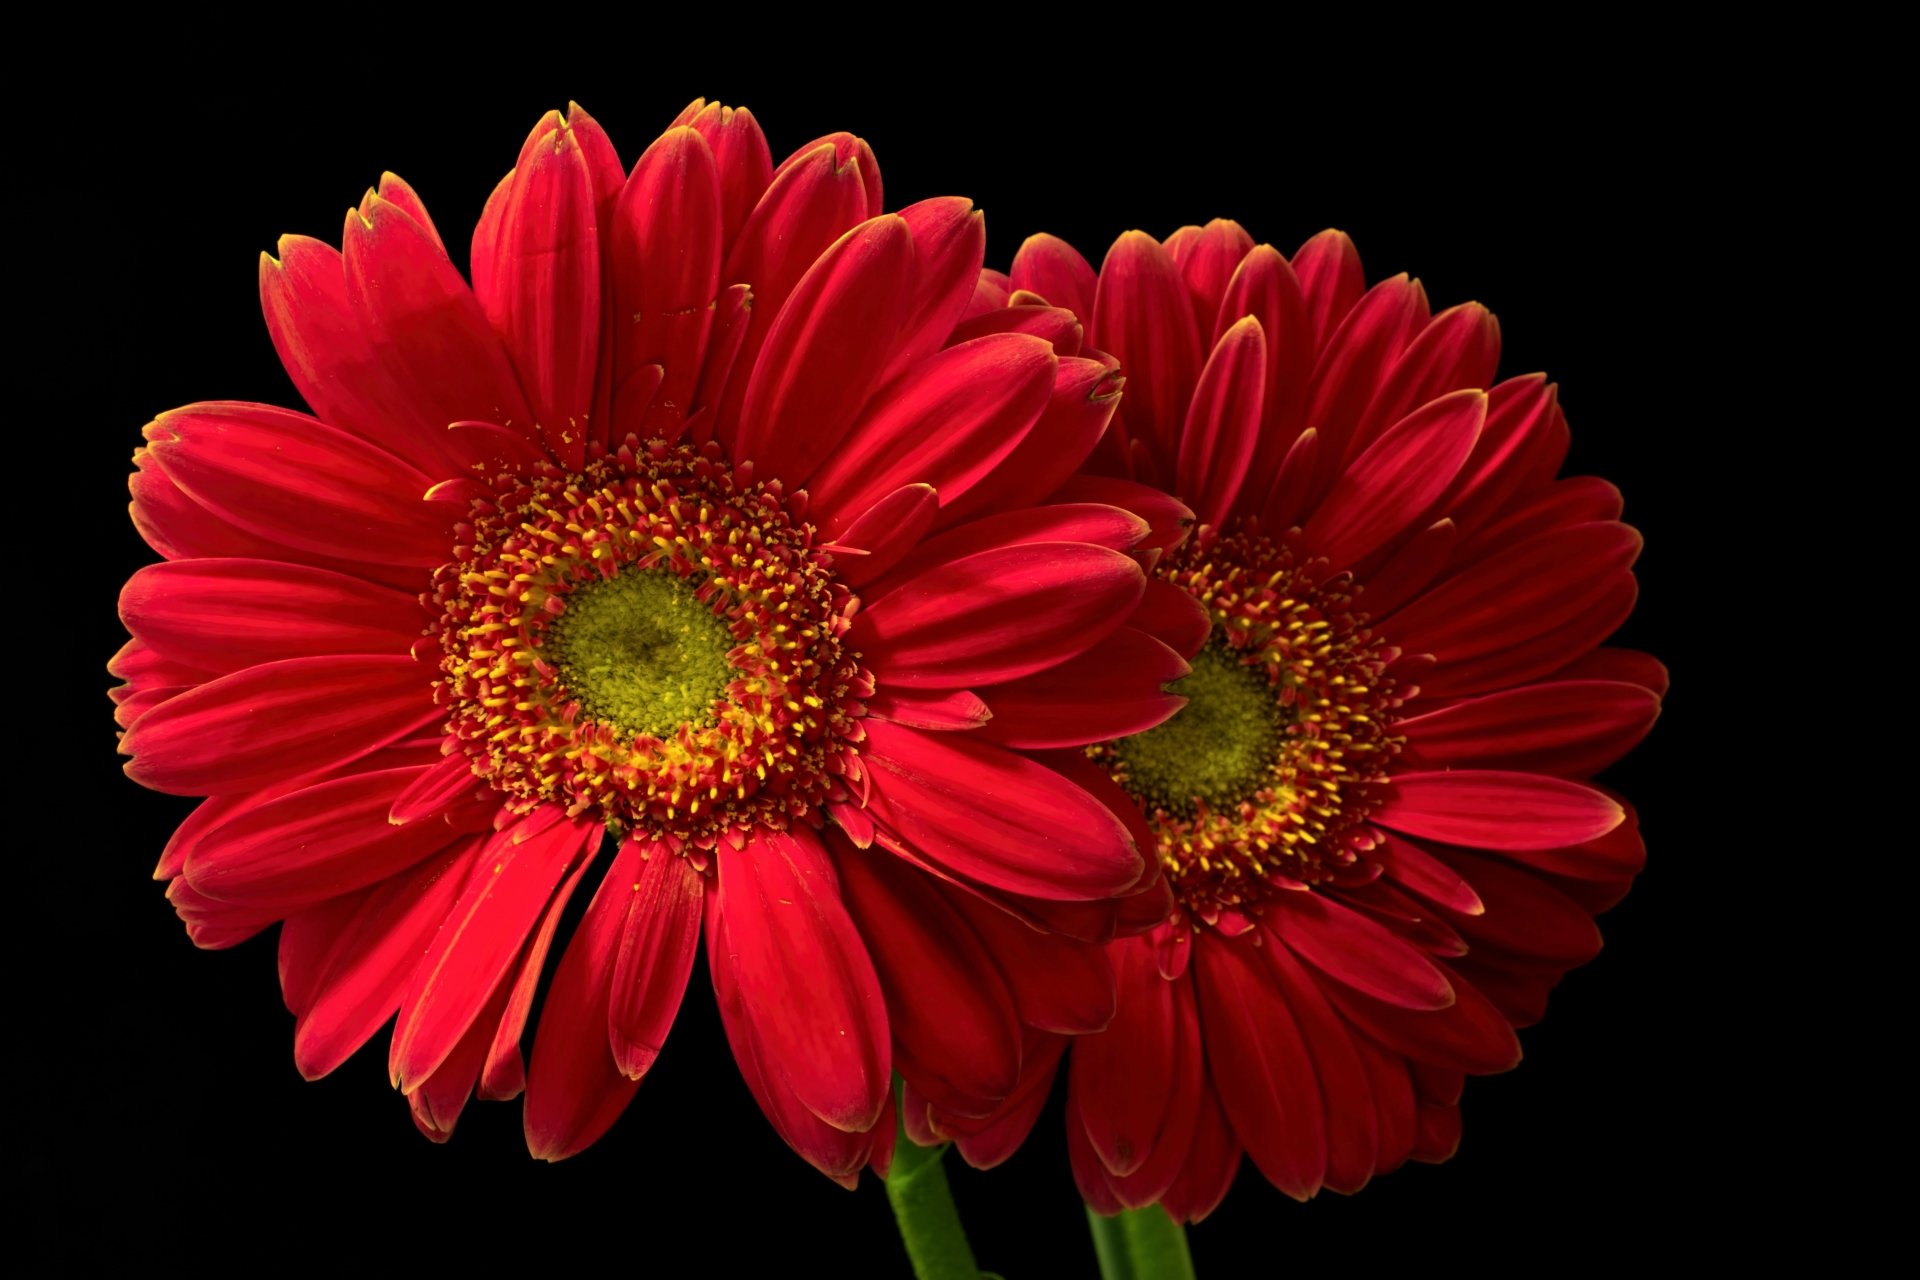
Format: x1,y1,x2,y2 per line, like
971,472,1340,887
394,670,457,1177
607,843,705,1079
979,628,1188,749
944,888,1116,1034
1400,680,1661,777
1193,932,1326,1199
1374,770,1624,850
1303,274,1428,479
884,197,986,380
390,816,595,1090
807,333,1055,524
294,840,482,1079
480,854,593,1101
140,404,446,568
873,503,1149,596
823,484,939,584
835,841,1022,1116
735,217,913,485
863,720,1142,900
120,559,420,673
1263,942,1380,1195
523,842,646,1160
1268,892,1454,1009
122,655,436,795
710,827,888,1132
1072,941,1195,1177
184,764,471,910
1301,389,1485,572
1176,316,1267,528
611,126,722,441
1172,219,1255,334
1010,232,1097,328
481,113,601,469
1093,231,1202,467
1386,522,1642,662
1291,228,1364,351
344,194,533,446
852,542,1143,688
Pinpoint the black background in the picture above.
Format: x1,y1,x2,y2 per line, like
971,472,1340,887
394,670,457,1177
34,50,1734,1274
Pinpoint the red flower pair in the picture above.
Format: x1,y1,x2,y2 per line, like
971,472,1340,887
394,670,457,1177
114,100,1658,1215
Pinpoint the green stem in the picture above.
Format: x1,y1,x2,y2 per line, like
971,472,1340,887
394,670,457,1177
1086,1205,1197,1280
884,1092,983,1280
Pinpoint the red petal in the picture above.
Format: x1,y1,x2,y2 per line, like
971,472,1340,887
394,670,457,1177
277,892,368,1017
480,113,601,470
294,839,482,1079
706,896,877,1182
944,888,1117,1034
1408,575,1638,701
611,126,722,442
1302,274,1428,481
806,333,1056,525
1547,647,1670,698
710,827,889,1132
607,842,705,1080
1263,943,1380,1195
1071,941,1198,1177
1217,245,1314,498
862,720,1143,900
885,198,987,380
522,843,646,1160
1267,891,1454,1009
1356,519,1456,619
121,655,436,795
677,101,773,250
734,216,914,486
1093,231,1203,469
1171,218,1255,335
343,194,533,449
1129,578,1213,660
1192,932,1326,1199
119,559,421,673
184,764,473,911
949,1034,1067,1169
1010,232,1097,329
1385,521,1642,663
1445,375,1564,536
835,840,1022,1116
1432,850,1603,966
711,140,874,449
140,404,446,569
865,688,992,731
1176,316,1267,528
1301,389,1486,572
479,853,593,1101
824,484,940,586
852,541,1144,688
1291,228,1364,351
947,301,1084,355
979,628,1188,749
1353,302,1502,454
1375,770,1624,850
1047,475,1195,553
1324,963,1521,1076
1372,830,1485,915
872,501,1149,597
1159,1087,1242,1224
258,235,463,476
389,815,595,1090
1400,680,1661,777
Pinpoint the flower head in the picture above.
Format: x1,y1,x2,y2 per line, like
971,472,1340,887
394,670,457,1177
906,222,1660,1217
114,102,1180,1177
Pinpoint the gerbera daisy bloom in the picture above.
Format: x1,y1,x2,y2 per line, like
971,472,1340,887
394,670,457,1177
903,222,1661,1218
112,99,1179,1179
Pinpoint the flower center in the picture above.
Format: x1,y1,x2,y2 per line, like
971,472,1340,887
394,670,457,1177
542,569,734,739
1094,524,1403,925
430,439,871,846
1111,643,1284,815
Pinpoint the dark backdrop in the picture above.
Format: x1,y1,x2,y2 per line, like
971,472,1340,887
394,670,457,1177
36,51,1723,1274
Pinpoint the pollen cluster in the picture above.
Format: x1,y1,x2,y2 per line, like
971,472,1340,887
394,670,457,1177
1097,524,1403,925
430,438,871,846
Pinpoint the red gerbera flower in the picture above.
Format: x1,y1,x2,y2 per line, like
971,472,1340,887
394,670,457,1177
112,100,1178,1178
904,222,1662,1217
